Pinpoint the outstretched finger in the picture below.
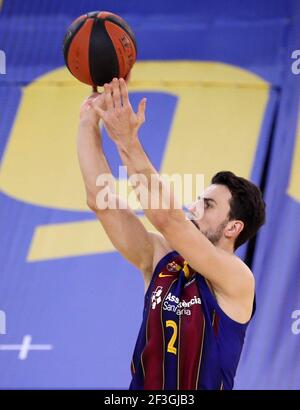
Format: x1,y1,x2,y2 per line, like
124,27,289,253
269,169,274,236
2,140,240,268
137,98,147,124
104,83,113,110
119,78,130,107
112,78,122,109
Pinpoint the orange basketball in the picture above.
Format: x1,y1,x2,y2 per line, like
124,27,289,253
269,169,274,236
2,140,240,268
63,11,137,86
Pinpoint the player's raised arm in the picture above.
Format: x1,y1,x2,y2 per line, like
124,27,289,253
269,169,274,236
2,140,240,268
77,92,172,285
94,79,265,311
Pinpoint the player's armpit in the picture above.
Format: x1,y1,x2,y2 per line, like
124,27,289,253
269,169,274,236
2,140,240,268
145,231,174,290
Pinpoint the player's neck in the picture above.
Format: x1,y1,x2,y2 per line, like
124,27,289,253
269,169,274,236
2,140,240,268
216,238,235,254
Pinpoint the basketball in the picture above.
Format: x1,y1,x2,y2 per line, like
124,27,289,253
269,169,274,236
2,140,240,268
63,11,137,87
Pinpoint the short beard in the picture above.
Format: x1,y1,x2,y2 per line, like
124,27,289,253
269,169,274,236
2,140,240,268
199,219,229,246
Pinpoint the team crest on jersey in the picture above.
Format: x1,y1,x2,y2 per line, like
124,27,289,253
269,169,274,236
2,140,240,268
166,261,181,272
151,286,163,309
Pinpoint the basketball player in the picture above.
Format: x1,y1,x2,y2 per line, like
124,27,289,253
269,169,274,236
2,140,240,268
77,78,265,390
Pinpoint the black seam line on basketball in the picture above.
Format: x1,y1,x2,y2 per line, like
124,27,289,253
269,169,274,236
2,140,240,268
104,15,137,54
62,16,86,68
89,17,98,87
89,17,119,86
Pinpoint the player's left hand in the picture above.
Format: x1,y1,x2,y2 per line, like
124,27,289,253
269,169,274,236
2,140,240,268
92,77,146,147
80,92,105,124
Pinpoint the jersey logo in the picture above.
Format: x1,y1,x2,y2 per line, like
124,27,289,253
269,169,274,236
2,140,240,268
159,260,182,277
151,286,163,309
167,261,181,272
164,292,202,316
159,272,173,278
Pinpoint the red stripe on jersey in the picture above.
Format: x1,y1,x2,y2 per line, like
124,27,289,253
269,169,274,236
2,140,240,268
178,279,205,389
212,310,220,337
142,276,177,389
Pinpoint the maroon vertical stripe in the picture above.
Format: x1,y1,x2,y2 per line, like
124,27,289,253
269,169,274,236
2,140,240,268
178,280,205,389
212,310,220,337
142,275,177,389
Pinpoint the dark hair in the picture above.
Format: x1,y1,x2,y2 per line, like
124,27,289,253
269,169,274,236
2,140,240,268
211,171,266,250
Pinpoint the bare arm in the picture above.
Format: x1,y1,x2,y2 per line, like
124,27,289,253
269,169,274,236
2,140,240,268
77,93,172,283
93,79,254,305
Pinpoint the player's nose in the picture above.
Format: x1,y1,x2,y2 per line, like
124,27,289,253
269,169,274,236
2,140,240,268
189,200,204,220
187,200,197,213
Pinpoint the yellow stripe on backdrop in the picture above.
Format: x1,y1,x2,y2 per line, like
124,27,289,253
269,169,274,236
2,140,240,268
0,1,3,12
27,220,116,261
288,111,300,202
0,61,270,260
0,61,269,210
27,216,159,261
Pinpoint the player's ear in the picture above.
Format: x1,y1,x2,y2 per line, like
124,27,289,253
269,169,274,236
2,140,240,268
224,220,244,240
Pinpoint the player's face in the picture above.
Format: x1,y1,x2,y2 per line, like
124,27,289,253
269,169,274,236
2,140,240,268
187,184,232,245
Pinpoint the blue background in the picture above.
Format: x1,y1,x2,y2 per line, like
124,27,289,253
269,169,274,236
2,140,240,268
0,0,300,389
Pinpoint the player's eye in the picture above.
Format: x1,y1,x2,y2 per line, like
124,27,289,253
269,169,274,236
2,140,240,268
204,201,210,208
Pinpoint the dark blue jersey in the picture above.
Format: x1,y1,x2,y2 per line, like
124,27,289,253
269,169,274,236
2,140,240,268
130,250,255,390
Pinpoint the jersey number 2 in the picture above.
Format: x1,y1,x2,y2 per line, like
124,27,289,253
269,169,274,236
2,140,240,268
166,320,178,355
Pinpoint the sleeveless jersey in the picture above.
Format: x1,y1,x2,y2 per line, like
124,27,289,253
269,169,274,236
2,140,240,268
129,250,255,390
